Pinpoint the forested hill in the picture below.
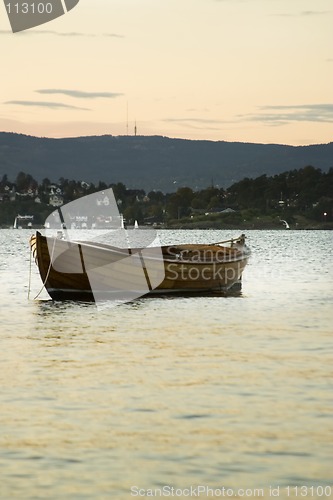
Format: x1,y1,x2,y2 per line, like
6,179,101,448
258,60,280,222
0,132,332,192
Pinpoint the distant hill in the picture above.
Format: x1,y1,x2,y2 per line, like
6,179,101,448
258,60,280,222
0,132,332,192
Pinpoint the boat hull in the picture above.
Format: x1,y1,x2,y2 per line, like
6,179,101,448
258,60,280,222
30,232,250,301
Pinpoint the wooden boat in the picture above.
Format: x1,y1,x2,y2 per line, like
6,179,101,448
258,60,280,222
30,231,250,302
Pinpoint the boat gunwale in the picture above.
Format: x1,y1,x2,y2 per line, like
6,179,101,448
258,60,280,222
38,233,250,266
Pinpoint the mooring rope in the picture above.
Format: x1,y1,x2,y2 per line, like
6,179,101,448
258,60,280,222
32,236,57,301
27,244,33,300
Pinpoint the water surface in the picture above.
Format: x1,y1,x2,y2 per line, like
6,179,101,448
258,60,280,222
0,229,332,499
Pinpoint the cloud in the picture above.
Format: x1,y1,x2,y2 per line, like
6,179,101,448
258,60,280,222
4,90,122,114
5,100,89,111
36,89,123,99
300,10,330,16
103,33,124,38
0,29,91,36
273,10,331,17
0,29,123,37
157,105,333,132
242,104,333,126
164,117,228,124
163,117,230,131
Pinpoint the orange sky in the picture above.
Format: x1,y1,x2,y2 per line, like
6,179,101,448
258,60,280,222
0,0,332,145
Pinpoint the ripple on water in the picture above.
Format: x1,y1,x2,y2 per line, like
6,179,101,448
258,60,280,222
0,229,332,498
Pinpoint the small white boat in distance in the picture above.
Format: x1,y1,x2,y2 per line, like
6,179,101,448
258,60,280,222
280,219,290,229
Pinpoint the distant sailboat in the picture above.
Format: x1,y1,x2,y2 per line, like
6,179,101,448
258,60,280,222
280,219,290,229
134,220,139,229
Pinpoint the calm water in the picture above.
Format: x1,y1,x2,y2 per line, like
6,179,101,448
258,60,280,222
0,229,332,499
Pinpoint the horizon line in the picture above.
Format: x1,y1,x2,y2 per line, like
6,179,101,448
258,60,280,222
0,130,331,147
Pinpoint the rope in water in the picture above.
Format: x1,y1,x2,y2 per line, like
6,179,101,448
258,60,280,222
27,244,33,301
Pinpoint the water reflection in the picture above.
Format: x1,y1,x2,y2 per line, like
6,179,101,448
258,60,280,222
0,229,332,498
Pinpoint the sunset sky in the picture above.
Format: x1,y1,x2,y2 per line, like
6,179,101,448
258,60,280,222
1,0,332,145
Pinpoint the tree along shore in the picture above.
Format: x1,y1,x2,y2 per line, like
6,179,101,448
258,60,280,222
1,166,332,230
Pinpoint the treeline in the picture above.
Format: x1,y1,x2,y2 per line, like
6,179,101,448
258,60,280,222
0,165,332,227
